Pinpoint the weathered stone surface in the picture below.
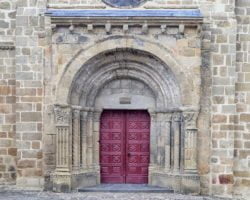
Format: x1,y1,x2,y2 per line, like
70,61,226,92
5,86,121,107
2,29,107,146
219,174,234,184
17,160,36,168
0,2,10,9
0,0,249,200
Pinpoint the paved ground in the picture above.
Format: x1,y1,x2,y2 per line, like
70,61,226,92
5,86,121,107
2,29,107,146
0,185,230,200
0,191,210,200
0,190,229,200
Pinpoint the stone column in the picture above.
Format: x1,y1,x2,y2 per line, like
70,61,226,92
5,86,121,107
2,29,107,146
157,112,172,170
157,113,165,168
86,109,94,169
72,107,81,172
148,111,157,177
183,111,199,173
172,112,181,173
53,104,72,192
164,112,172,172
80,109,88,170
93,110,102,183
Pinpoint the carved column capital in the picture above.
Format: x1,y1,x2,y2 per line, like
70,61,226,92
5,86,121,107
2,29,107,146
54,104,71,126
148,111,157,122
80,110,88,121
72,107,81,119
165,112,173,122
182,111,199,129
172,112,182,122
93,110,102,122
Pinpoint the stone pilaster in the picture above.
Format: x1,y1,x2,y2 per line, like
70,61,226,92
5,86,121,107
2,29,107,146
183,111,199,173
53,105,72,192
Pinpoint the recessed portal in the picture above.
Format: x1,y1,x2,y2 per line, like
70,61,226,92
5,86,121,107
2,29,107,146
100,110,150,184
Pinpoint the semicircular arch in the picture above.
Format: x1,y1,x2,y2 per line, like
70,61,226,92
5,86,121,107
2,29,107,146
56,37,196,107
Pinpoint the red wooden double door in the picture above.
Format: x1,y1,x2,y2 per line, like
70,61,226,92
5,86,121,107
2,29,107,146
100,110,150,184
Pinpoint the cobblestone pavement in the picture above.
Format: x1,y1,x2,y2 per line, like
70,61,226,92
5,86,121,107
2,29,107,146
0,190,228,200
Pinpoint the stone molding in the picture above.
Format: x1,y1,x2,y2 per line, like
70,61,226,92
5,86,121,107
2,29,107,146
45,10,203,31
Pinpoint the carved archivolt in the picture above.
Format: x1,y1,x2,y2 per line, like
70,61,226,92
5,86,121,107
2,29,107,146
69,49,181,109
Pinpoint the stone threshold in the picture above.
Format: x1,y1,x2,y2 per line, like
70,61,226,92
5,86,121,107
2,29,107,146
78,184,174,193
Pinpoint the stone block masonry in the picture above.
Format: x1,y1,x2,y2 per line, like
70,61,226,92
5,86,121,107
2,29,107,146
0,47,16,185
14,0,46,188
0,0,17,186
0,0,249,200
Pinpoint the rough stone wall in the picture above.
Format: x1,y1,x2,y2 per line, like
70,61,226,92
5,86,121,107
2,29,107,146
15,0,46,188
199,0,237,198
0,0,17,185
234,1,250,199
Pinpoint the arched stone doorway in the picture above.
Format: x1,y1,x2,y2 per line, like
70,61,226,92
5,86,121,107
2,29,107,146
52,48,200,193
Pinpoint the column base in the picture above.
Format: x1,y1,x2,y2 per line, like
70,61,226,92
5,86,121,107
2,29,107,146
149,172,200,195
71,171,100,190
52,172,71,193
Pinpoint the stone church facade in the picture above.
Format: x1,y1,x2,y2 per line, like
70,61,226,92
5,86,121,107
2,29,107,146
0,0,249,199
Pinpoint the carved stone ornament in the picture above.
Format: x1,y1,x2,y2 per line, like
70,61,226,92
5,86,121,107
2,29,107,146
102,0,146,8
172,112,182,122
183,112,199,129
72,108,80,119
54,105,71,125
165,113,173,122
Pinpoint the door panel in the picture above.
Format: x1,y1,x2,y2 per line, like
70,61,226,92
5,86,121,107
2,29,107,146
126,111,150,184
100,110,150,184
100,111,125,183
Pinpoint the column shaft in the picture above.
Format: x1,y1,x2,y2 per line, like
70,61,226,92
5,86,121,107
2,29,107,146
80,110,88,170
72,108,81,171
164,113,172,171
172,112,181,172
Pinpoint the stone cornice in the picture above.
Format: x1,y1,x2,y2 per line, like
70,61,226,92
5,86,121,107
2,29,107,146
45,9,203,26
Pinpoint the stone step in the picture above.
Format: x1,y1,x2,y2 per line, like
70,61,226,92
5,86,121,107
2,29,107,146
78,184,174,193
